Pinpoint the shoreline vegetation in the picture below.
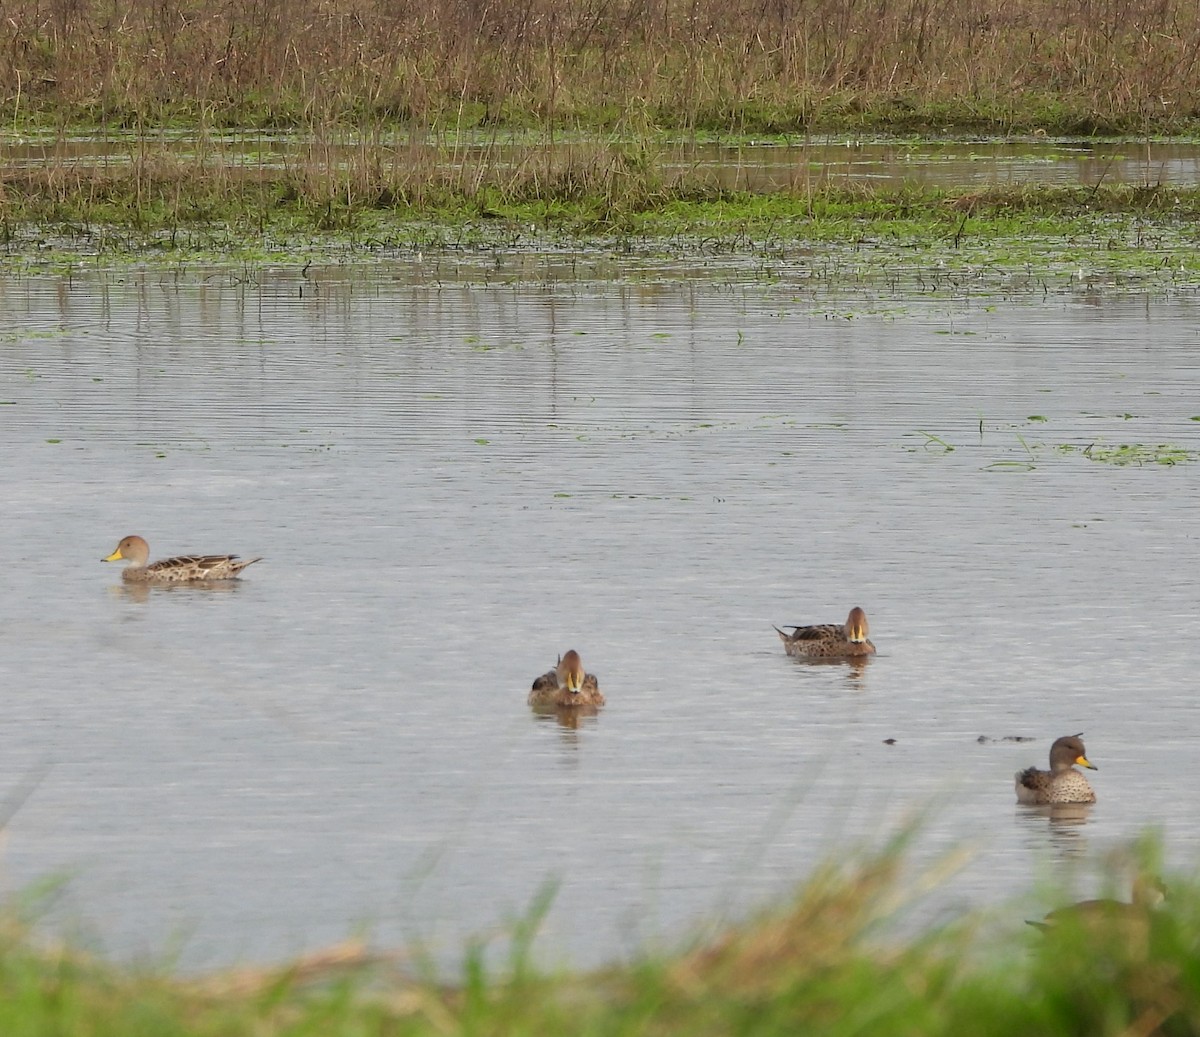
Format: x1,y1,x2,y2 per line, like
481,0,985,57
2,0,1200,261
4,0,1200,136
5,174,1200,293
3,841,1198,1036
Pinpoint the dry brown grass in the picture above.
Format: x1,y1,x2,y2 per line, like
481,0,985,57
2,0,1200,132
0,131,701,225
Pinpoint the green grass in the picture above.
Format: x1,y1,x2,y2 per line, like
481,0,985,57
4,117,1200,276
7,93,1189,139
0,838,1196,1036
5,161,1200,292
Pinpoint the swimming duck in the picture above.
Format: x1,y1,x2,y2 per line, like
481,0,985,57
775,606,876,659
1027,875,1166,932
102,535,262,584
1015,734,1097,805
528,650,605,707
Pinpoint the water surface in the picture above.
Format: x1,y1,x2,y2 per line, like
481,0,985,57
0,258,1198,970
6,133,1200,189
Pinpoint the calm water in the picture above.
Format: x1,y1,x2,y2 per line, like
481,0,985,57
669,138,1200,189
7,134,1200,188
1,257,1199,971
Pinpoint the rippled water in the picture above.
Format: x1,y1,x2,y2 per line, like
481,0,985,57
672,138,1200,190
8,133,1200,189
1,258,1199,970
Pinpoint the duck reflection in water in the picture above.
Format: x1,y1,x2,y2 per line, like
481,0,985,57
794,654,873,683
530,702,603,731
111,580,247,604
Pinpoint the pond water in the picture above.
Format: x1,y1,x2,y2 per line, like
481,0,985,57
7,133,1200,189
670,137,1200,190
1,256,1199,972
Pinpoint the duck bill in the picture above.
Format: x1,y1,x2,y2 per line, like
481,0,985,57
102,549,124,562
1077,756,1098,771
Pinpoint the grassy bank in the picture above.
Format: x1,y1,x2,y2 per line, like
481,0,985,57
4,0,1200,135
0,843,1196,1036
5,0,1200,276
7,135,1199,229
4,147,1199,294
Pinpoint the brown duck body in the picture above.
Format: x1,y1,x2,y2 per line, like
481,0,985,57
776,606,876,659
1028,876,1167,936
1015,734,1098,805
528,650,605,707
103,535,262,584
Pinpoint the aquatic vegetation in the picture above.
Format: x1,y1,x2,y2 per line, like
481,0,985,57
985,460,1037,472
1080,442,1195,466
4,163,1200,292
983,437,1196,470
911,431,955,453
969,414,1199,471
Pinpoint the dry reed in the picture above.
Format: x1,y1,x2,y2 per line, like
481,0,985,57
2,0,1199,133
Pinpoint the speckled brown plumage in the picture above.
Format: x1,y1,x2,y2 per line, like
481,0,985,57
1015,734,1098,805
103,535,262,584
775,606,876,659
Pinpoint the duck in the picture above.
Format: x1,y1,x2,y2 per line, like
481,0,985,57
528,650,605,708
102,535,262,584
1027,875,1167,933
1015,734,1097,805
775,606,875,659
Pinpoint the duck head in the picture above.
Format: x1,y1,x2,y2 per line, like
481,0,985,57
1049,733,1097,773
844,607,870,644
556,650,585,694
103,535,150,567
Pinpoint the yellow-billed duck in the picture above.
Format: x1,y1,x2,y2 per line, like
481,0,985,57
1015,734,1097,805
775,606,876,659
102,535,262,584
528,650,605,707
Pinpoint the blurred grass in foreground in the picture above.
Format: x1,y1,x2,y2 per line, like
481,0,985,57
0,834,1195,1037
